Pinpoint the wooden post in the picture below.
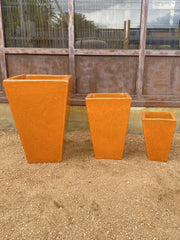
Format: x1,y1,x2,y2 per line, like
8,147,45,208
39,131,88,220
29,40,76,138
179,20,180,49
68,0,76,93
123,20,131,49
136,0,149,98
127,20,130,48
0,0,7,92
123,21,127,49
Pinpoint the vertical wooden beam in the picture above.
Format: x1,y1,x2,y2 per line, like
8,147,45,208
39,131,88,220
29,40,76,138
0,0,7,92
136,0,149,98
178,20,180,49
123,21,127,49
68,0,76,93
123,20,131,49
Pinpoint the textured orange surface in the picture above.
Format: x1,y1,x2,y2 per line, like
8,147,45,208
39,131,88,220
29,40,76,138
4,74,72,163
86,93,132,159
142,111,176,162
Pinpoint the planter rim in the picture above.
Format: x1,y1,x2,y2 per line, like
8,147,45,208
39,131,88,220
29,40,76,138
4,74,72,83
142,111,176,121
86,93,132,100
4,79,69,83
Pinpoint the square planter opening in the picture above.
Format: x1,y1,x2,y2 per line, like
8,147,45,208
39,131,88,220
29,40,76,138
142,111,176,120
86,93,132,159
142,111,176,162
87,93,131,99
4,74,72,163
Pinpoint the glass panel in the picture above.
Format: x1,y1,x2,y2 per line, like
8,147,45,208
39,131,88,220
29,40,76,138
146,0,180,49
75,0,141,49
1,0,68,48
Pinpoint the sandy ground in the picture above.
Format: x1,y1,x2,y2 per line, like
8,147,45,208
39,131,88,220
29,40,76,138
0,131,180,240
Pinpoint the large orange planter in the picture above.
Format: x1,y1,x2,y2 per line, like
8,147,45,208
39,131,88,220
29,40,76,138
86,93,132,159
142,111,176,162
4,74,72,163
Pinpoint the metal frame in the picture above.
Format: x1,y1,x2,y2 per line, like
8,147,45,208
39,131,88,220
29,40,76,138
0,0,180,106
68,0,76,93
136,0,148,98
0,0,7,94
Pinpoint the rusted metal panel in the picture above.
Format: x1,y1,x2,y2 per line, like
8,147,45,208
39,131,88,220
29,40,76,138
70,96,180,107
68,0,76,93
132,100,180,107
76,56,138,95
74,49,139,56
70,95,180,107
4,47,180,57
5,48,140,56
143,57,180,96
0,1,7,91
6,55,69,77
5,48,180,57
0,97,7,102
145,50,180,57
5,48,69,55
2,91,179,106
136,0,148,98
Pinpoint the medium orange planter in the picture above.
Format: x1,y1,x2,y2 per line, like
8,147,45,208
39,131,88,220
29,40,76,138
86,93,132,159
142,111,176,162
4,74,72,163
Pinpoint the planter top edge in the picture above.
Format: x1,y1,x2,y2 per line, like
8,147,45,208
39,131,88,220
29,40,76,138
4,74,72,82
3,79,70,83
86,93,132,100
142,111,176,121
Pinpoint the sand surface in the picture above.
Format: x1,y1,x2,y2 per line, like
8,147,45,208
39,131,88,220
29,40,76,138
0,131,180,240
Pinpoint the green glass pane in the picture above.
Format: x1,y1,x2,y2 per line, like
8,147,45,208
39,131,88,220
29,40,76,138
75,0,142,49
1,0,68,48
146,0,180,50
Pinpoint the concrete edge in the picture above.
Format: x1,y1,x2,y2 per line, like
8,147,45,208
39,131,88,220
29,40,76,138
0,103,180,134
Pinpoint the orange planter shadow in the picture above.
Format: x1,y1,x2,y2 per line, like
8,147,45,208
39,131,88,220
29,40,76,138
4,74,72,163
142,111,176,162
86,93,132,159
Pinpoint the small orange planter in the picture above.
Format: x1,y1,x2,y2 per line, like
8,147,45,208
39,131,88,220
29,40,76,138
4,74,72,163
86,93,132,159
142,111,176,162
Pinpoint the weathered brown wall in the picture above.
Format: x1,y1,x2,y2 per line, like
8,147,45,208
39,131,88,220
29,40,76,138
0,0,180,107
143,57,180,96
76,56,138,95
6,55,69,77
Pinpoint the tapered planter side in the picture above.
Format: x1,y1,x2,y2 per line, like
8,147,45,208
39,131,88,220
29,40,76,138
142,111,176,162
4,74,72,163
86,93,132,159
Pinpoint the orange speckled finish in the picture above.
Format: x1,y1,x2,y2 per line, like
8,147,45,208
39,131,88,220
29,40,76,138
86,93,132,159
142,111,176,162
3,74,72,163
